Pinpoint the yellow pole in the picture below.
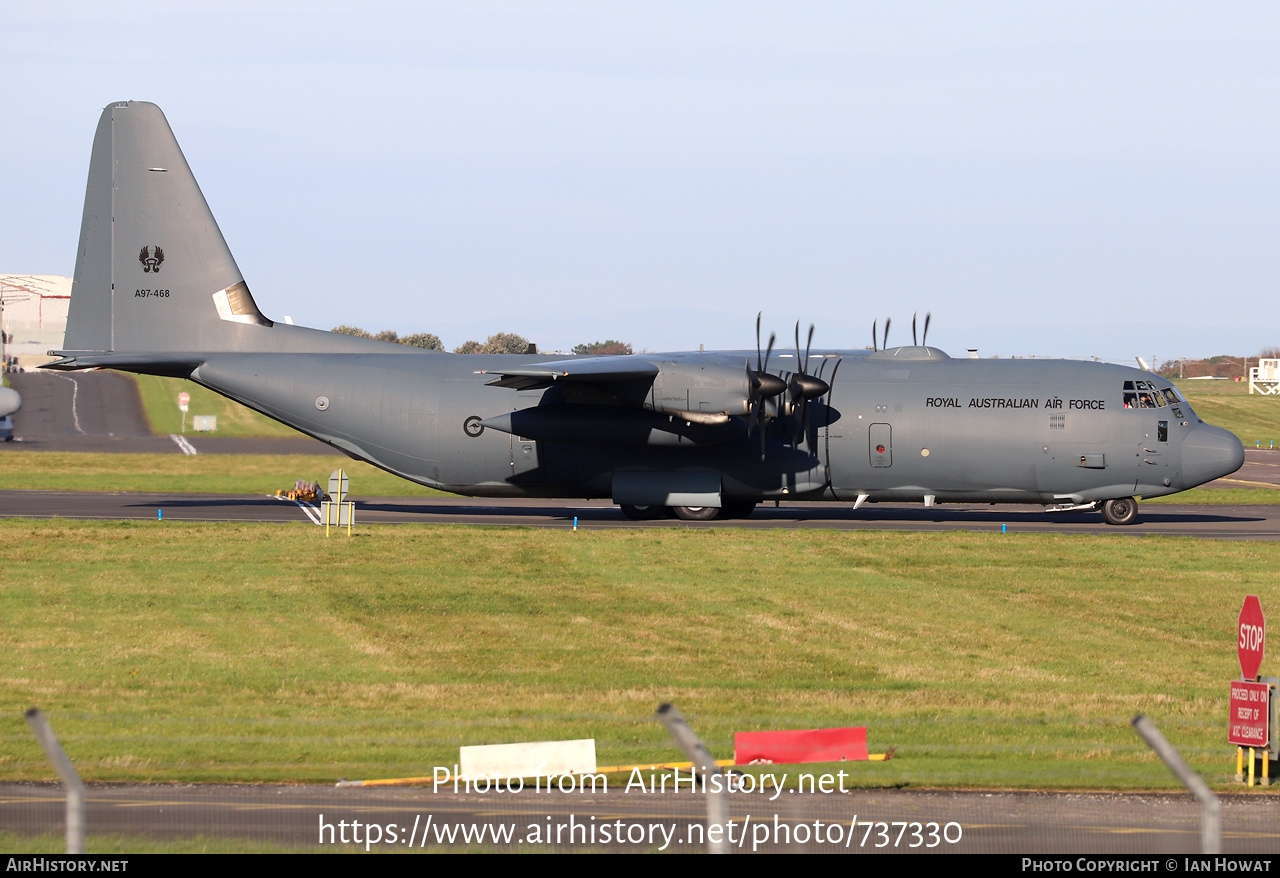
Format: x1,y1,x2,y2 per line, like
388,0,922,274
1248,747,1255,787
1237,746,1244,780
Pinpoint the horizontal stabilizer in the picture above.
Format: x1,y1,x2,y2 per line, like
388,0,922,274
43,351,205,378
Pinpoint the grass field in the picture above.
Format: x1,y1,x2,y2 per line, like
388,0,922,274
3,521,1277,792
132,374,305,438
1179,381,1280,448
1145,488,1280,505
0,831,306,855
0,451,450,497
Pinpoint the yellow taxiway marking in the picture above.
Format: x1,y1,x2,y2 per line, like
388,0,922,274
1217,478,1280,489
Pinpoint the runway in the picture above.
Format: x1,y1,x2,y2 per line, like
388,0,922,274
4,371,339,455
2,782,1278,853
2,490,1279,539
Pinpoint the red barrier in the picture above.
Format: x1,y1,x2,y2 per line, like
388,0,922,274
734,726,868,765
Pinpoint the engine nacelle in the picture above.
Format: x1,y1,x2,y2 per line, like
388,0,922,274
648,361,764,420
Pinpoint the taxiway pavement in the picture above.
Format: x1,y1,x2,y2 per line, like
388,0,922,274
2,490,1279,539
3,782,1278,854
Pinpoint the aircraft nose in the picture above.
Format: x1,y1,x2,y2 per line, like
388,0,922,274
1181,423,1245,488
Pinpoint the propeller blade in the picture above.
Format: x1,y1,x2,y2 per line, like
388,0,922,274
883,317,891,351
923,312,931,346
805,324,814,374
912,312,917,346
872,320,877,352
823,357,842,427
803,393,813,451
747,314,757,373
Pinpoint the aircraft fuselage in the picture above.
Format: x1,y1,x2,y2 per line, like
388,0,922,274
188,344,1237,505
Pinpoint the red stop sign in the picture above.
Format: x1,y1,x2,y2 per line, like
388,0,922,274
178,392,190,407
1238,595,1265,681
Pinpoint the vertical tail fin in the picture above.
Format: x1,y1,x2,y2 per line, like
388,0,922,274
64,101,271,355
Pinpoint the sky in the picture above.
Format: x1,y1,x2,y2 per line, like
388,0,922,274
4,1,1278,363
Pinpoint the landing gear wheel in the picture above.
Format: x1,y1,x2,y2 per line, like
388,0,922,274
1101,497,1139,526
718,499,758,519
672,505,719,521
620,504,667,521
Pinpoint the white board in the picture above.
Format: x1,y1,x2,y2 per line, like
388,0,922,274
459,738,596,780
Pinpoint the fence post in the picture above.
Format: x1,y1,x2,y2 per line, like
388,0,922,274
656,703,728,854
25,708,85,855
1131,714,1219,854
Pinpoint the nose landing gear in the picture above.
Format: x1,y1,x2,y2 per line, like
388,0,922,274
1101,497,1139,526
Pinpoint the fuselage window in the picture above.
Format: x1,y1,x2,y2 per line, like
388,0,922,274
1161,388,1180,404
1158,420,1168,442
1138,391,1157,408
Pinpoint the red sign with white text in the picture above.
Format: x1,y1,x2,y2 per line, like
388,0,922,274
1229,681,1270,748
1238,595,1265,681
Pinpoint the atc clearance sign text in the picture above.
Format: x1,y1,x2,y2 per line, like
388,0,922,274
1228,681,1270,748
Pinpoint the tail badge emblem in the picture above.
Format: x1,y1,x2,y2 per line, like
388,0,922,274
138,245,165,273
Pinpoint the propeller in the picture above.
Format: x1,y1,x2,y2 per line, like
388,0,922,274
882,317,891,351
912,311,932,347
745,313,786,458
787,321,830,453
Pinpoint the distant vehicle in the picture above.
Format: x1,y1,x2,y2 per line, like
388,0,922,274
45,101,1245,525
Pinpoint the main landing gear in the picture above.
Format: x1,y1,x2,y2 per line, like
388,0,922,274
618,501,759,521
1101,497,1139,526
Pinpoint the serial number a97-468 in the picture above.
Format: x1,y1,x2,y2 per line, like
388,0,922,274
134,289,170,298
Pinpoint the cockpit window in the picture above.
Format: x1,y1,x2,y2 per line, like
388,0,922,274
1123,380,1137,408
1126,381,1167,409
1124,380,1180,410
1123,379,1169,409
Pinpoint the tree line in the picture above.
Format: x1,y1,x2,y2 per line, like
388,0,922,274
331,327,633,356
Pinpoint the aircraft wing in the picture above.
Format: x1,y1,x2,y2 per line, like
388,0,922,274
479,355,662,390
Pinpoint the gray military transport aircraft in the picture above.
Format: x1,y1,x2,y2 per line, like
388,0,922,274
45,101,1245,525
